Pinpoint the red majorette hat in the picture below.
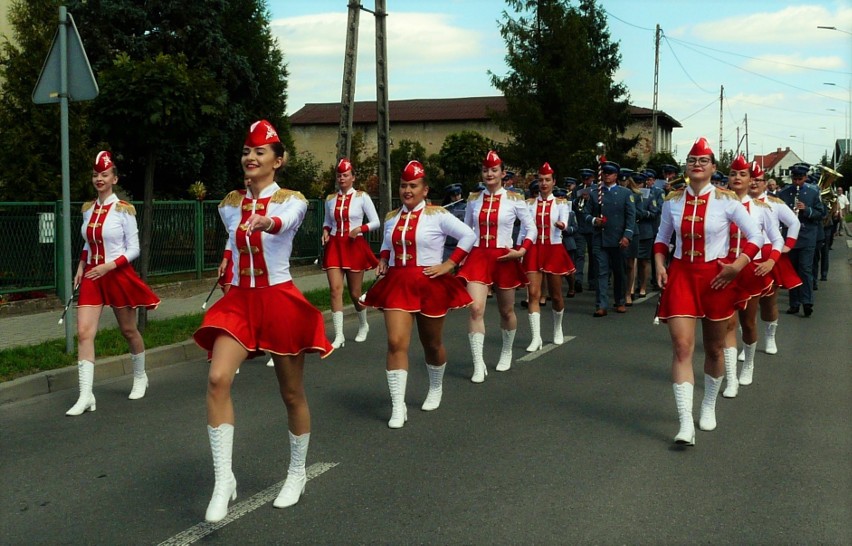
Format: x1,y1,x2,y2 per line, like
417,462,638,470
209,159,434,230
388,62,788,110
244,120,280,147
749,161,764,179
337,158,353,173
483,150,502,168
94,151,113,173
538,162,554,175
687,137,714,157
401,160,425,182
730,154,749,171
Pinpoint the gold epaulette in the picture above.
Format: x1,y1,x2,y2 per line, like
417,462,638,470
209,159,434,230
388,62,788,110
385,208,400,221
356,190,365,197
506,191,524,201
219,190,244,208
467,191,481,202
768,195,785,205
715,188,738,200
271,189,307,204
326,193,337,201
525,198,535,205
664,189,684,201
81,200,95,213
751,199,770,209
555,197,568,204
115,201,136,215
424,204,447,215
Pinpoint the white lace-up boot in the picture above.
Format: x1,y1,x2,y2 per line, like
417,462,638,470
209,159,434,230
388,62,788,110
672,382,695,445
552,309,564,345
205,424,237,523
722,347,739,398
764,320,778,354
699,374,724,431
496,329,516,371
273,431,310,508
469,333,487,383
354,309,369,342
421,363,446,411
66,360,96,416
128,352,148,400
739,342,757,386
525,313,542,352
330,311,345,349
386,370,408,428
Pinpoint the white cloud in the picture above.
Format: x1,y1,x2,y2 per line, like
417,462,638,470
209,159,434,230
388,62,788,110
742,53,846,73
682,5,852,44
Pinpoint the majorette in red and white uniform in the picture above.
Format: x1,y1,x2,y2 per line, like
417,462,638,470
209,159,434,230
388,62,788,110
654,141,762,322
457,151,536,289
194,121,332,358
363,166,476,318
322,158,380,272
77,152,160,310
752,162,802,291
517,163,575,275
724,156,783,299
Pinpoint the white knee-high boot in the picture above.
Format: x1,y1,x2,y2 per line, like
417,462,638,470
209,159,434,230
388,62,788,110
421,363,446,411
672,382,695,445
128,352,148,400
354,309,369,342
273,431,310,508
205,424,237,523
66,360,96,416
764,320,778,355
552,309,564,345
722,347,739,398
699,374,724,431
386,370,408,428
496,329,516,371
469,332,487,383
739,342,757,386
525,313,542,352
330,311,345,349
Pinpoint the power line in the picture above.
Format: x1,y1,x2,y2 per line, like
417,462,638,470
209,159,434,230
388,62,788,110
662,36,715,95
679,97,718,121
603,10,656,32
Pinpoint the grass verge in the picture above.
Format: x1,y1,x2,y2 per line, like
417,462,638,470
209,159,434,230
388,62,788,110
0,281,372,383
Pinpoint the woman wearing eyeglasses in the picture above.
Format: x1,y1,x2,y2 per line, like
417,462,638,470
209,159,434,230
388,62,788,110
654,137,762,447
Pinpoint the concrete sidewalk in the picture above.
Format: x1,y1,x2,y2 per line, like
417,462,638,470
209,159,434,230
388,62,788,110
0,266,368,405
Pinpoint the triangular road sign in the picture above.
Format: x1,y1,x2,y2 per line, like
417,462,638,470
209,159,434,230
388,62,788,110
32,13,98,104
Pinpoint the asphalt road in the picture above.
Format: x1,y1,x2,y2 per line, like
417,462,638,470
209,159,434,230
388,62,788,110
2,253,850,545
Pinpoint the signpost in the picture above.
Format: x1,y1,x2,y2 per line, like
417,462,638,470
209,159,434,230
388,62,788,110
32,6,99,353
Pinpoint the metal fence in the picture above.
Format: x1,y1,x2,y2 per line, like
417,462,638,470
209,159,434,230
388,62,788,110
0,199,329,296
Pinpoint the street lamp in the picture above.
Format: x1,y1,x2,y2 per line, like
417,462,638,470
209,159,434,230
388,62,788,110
816,25,852,35
818,26,852,160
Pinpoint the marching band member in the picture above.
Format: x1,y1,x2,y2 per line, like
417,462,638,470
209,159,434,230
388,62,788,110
746,168,801,356
193,120,332,522
572,169,597,293
458,150,536,380
362,161,476,428
721,157,783,398
654,137,761,446
442,183,467,262
66,151,160,416
322,158,380,348
518,162,575,350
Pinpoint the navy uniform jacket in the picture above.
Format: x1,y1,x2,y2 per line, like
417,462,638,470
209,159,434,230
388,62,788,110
649,185,664,232
443,199,467,250
572,185,595,235
561,207,579,252
634,191,655,241
777,183,826,248
583,184,637,247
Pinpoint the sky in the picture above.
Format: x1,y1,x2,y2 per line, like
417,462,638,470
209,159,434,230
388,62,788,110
267,0,852,165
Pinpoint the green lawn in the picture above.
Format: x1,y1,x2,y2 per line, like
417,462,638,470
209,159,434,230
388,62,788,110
0,281,372,383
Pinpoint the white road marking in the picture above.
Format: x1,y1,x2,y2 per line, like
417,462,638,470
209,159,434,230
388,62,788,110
516,336,576,362
157,462,339,546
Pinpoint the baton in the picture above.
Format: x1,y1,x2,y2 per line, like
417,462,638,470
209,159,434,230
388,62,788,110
201,275,222,310
653,286,664,326
58,284,80,325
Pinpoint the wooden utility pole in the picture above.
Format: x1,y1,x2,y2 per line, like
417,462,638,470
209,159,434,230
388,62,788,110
374,0,391,218
719,85,724,154
651,24,661,155
744,113,749,160
336,1,361,160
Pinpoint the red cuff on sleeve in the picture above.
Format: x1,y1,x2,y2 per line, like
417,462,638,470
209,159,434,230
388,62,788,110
742,242,760,261
267,217,283,234
222,249,232,261
80,250,88,263
380,250,391,261
360,224,369,234
784,237,796,248
653,242,669,257
323,226,331,234
449,248,469,264
114,255,128,268
520,239,533,252
768,249,781,262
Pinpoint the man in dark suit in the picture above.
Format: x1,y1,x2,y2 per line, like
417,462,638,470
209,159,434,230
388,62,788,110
583,161,636,317
777,163,826,317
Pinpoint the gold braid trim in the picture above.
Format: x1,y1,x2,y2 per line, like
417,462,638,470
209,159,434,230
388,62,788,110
664,189,684,201
768,196,785,205
424,205,447,215
326,193,337,201
467,191,481,202
506,191,524,201
752,199,771,209
271,189,307,204
385,208,400,221
219,190,244,208
115,201,136,215
81,201,95,213
715,188,738,200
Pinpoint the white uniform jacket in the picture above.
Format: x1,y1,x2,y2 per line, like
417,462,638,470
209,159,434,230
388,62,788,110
323,188,380,237
464,187,536,250
380,201,476,267
654,185,762,263
80,194,139,268
219,183,307,288
757,192,801,249
730,195,784,260
516,194,571,246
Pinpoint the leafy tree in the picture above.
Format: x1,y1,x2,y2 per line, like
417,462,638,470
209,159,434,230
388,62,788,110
439,130,495,191
390,139,427,178
489,0,633,177
646,151,679,176
284,150,323,198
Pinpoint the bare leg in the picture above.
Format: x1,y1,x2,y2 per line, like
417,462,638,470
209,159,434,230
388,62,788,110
207,335,248,426
345,269,365,312
113,306,145,354
76,305,104,362
384,310,414,371
272,353,310,435
466,282,489,334
326,269,345,312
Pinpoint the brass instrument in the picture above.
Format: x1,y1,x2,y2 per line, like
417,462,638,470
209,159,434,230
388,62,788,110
667,175,689,191
816,165,843,224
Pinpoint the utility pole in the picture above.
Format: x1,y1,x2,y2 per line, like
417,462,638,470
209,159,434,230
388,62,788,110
744,113,749,160
651,24,661,155
719,85,724,155
336,1,361,160
374,0,391,218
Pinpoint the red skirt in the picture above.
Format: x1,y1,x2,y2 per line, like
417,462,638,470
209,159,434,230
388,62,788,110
522,243,576,275
322,236,378,272
764,250,802,292
194,282,333,358
657,259,752,322
362,266,472,318
722,257,774,300
77,265,160,310
457,247,528,289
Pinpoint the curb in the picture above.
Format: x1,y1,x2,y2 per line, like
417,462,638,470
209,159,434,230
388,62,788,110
0,305,366,406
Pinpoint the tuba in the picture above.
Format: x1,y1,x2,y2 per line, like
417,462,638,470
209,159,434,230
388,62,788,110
816,165,843,224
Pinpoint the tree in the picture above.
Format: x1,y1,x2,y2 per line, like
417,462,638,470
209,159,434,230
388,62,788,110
439,131,495,191
390,139,427,178
489,0,633,178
